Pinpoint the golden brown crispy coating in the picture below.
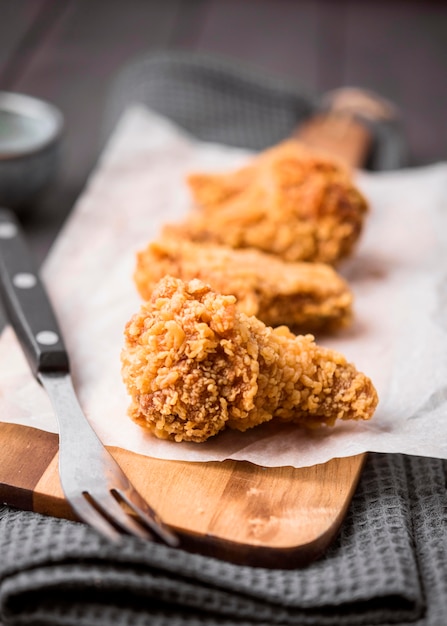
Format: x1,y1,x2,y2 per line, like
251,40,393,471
121,276,377,443
134,236,353,332
169,139,368,265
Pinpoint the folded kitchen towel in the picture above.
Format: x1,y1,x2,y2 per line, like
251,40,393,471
103,50,406,170
0,52,444,626
0,454,446,625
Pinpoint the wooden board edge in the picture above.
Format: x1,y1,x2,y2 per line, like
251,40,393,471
0,420,367,569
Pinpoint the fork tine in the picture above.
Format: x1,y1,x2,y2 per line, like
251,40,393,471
87,491,155,541
69,495,122,542
114,488,179,547
41,372,178,546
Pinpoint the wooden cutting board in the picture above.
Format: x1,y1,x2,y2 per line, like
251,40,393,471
0,103,372,568
0,421,365,567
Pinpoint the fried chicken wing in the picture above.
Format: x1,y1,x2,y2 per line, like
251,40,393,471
121,276,377,443
134,236,353,332
169,140,368,265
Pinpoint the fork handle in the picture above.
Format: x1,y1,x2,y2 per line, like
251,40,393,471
0,209,69,377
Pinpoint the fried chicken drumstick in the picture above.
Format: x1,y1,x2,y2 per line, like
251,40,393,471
168,139,368,265
121,276,377,443
134,236,353,332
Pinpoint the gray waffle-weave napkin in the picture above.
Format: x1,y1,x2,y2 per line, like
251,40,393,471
0,52,445,625
0,454,446,625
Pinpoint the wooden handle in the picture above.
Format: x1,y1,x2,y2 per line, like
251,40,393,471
295,112,371,167
295,87,399,168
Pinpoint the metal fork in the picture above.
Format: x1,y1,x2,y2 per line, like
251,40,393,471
0,209,178,547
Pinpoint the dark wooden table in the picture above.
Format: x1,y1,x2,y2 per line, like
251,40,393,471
1,0,447,261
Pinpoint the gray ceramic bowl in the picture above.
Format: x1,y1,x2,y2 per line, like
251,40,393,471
0,91,64,211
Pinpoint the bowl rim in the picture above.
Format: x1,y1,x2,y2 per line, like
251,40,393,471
0,91,64,161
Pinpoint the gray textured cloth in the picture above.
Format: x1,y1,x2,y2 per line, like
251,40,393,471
0,455,446,625
0,52,445,625
103,51,406,171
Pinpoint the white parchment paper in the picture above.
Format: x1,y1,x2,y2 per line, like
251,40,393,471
1,106,447,468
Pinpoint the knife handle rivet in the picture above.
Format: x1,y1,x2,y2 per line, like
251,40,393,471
36,330,59,346
13,272,37,289
0,223,18,239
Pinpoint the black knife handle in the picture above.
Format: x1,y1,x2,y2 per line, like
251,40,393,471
0,209,69,378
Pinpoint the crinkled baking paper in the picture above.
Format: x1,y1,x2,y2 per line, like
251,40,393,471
1,106,447,468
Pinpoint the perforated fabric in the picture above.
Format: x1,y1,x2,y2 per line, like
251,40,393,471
102,51,405,170
0,52,444,626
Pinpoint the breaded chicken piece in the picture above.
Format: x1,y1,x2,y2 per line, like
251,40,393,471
168,139,368,265
121,276,377,443
134,236,353,332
